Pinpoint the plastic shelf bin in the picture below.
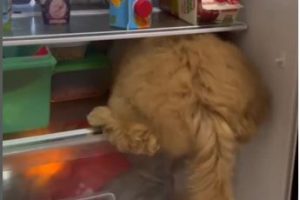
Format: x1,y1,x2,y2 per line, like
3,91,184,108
3,46,57,134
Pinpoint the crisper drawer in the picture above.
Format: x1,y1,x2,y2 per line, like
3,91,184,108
3,131,173,200
3,134,131,200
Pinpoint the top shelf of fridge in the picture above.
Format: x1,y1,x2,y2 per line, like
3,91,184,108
3,7,247,46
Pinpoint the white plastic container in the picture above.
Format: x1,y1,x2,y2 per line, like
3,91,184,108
49,42,89,61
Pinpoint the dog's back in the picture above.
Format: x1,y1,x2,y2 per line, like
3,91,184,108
102,34,269,200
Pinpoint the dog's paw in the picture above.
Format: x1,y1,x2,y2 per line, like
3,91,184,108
87,106,112,127
110,124,160,156
144,134,160,156
130,124,160,156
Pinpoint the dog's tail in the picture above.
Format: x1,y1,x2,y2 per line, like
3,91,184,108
187,110,237,200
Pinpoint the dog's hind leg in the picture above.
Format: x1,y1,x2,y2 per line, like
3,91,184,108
87,106,160,156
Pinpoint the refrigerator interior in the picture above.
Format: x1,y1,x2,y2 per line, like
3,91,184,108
2,0,298,199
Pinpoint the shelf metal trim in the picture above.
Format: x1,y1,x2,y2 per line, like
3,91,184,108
3,128,94,148
3,128,106,156
3,23,247,46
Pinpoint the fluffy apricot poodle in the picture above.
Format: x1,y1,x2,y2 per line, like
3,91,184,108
88,34,269,200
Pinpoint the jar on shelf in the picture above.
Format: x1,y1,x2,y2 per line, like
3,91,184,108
40,0,70,24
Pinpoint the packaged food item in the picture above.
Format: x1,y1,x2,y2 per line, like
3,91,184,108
159,0,242,25
2,0,12,32
110,0,153,29
198,0,242,23
40,0,70,24
50,42,88,61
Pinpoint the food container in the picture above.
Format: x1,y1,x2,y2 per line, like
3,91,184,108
3,46,57,134
159,0,242,25
109,0,153,29
198,0,242,23
50,42,88,61
40,0,70,24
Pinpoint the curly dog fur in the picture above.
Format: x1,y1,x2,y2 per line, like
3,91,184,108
88,34,269,200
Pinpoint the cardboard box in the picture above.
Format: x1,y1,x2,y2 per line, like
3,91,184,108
110,0,153,29
41,0,70,24
159,0,242,25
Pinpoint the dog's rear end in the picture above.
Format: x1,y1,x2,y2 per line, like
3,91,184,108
89,34,269,200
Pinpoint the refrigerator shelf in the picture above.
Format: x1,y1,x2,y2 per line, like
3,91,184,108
3,9,247,46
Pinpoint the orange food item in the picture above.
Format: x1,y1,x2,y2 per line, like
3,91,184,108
25,162,65,186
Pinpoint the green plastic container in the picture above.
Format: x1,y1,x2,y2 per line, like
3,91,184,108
3,46,57,134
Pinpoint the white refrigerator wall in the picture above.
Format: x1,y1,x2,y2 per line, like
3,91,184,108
233,0,297,200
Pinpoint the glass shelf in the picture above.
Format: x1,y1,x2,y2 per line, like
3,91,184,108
3,128,100,155
3,9,247,46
